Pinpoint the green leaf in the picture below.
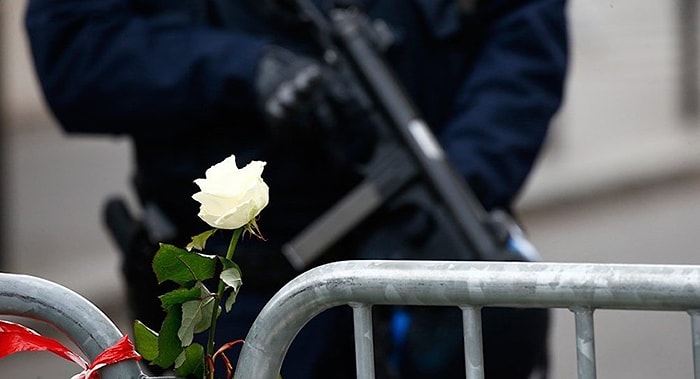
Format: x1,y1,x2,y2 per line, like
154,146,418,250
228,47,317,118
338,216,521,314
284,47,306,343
133,320,159,362
220,267,242,293
178,296,217,346
177,301,201,347
218,256,239,271
153,244,217,285
178,299,203,346
193,298,218,334
186,229,217,252
153,306,184,368
159,286,204,311
219,258,243,312
224,291,238,313
174,343,205,378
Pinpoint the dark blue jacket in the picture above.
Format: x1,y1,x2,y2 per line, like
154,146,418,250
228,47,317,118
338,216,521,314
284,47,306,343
25,0,568,250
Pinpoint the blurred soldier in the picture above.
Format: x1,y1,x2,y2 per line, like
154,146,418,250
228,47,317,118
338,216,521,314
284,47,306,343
25,0,568,377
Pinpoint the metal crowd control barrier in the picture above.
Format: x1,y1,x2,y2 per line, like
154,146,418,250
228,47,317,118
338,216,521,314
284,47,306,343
235,260,700,379
3,261,700,379
0,273,175,379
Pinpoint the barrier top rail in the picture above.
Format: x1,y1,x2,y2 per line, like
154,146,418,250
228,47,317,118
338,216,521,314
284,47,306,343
0,273,161,379
234,260,700,379
3,261,700,378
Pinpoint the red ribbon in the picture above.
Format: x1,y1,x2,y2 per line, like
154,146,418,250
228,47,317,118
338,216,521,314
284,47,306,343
0,320,141,379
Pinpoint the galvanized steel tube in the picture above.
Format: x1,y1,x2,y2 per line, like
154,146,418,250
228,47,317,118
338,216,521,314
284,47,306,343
572,307,597,379
461,305,484,379
690,310,700,378
0,273,144,378
235,260,700,379
351,302,375,379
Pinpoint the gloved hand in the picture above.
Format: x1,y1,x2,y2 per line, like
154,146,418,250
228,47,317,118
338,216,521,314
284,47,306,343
254,46,377,165
255,47,331,134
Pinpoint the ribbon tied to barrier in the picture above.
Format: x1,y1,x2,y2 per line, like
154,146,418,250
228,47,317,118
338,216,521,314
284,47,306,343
0,319,141,379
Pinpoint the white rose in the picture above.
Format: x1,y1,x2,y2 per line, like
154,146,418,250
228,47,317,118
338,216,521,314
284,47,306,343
192,155,269,230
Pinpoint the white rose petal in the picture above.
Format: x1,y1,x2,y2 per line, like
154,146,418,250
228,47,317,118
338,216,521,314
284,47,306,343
192,155,269,230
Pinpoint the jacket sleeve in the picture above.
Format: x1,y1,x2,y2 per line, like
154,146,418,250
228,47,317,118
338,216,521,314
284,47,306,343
439,0,568,210
25,0,268,137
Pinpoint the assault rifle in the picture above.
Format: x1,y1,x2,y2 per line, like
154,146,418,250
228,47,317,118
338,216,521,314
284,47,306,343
277,0,540,270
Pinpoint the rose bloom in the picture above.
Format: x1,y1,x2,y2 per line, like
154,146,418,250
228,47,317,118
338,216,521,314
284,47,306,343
192,155,269,230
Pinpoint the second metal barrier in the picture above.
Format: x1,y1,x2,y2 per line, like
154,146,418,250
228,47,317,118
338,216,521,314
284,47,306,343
234,260,700,379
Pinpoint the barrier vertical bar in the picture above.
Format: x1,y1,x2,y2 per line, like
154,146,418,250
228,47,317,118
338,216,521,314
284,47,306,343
572,307,597,379
690,310,700,378
461,305,484,379
351,302,375,379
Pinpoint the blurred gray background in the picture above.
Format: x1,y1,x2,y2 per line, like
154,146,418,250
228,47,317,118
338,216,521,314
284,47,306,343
1,0,699,378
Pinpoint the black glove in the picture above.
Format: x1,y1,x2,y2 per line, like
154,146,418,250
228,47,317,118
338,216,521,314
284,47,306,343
255,47,331,133
254,46,377,165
